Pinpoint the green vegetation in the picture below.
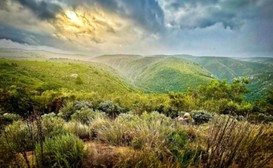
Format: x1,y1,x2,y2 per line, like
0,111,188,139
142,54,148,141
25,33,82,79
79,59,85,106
0,59,132,115
0,56,273,167
0,59,132,94
35,134,84,168
93,55,213,93
93,54,273,100
0,120,36,167
1,111,272,167
177,55,273,100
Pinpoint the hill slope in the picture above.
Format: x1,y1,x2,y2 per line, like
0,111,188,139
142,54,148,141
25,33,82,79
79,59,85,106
1,49,271,100
92,55,214,93
175,55,273,99
0,59,133,95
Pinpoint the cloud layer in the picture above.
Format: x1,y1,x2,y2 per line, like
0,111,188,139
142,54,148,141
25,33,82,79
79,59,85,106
0,0,272,56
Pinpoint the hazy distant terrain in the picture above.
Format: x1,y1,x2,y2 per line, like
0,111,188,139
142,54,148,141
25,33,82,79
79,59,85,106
174,55,273,99
92,55,213,93
93,54,273,99
0,48,88,61
1,49,272,99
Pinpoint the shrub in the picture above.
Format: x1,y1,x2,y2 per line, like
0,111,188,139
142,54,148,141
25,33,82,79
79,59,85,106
2,121,36,152
98,101,124,118
35,134,85,168
0,112,20,129
0,136,16,167
166,129,202,167
0,120,36,167
58,101,94,121
190,110,212,125
58,101,76,121
248,113,273,123
71,108,106,125
41,113,67,138
64,122,91,139
2,113,21,121
167,129,189,152
140,111,173,126
73,101,93,110
0,83,36,116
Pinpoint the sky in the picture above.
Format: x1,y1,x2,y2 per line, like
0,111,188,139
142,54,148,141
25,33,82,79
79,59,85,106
0,0,273,57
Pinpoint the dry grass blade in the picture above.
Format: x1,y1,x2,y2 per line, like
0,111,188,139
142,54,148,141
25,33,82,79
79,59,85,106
205,118,273,168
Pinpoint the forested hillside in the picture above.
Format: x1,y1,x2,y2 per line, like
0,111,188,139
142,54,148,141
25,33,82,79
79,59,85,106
93,55,213,92
93,54,273,100
175,55,273,99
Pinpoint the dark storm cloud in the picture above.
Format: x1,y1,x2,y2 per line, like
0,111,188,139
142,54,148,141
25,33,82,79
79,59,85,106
0,0,8,10
61,0,165,32
118,0,165,32
0,0,273,56
0,0,165,51
99,0,165,32
0,25,31,44
0,24,60,46
167,0,219,10
163,0,273,29
16,0,63,19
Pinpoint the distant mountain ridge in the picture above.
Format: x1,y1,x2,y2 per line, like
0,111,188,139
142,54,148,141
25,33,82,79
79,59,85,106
173,55,273,99
92,55,214,93
93,54,273,99
1,49,272,99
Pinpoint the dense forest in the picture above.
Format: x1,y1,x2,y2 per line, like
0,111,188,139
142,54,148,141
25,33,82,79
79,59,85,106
0,58,273,167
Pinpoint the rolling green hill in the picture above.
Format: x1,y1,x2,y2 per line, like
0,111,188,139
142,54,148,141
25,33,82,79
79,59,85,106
174,55,273,99
1,49,271,100
0,59,133,95
92,55,214,93
93,54,273,99
175,56,272,79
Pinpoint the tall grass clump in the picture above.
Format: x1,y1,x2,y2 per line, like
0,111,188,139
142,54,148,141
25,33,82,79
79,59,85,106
90,111,202,167
91,111,173,147
64,121,91,139
35,134,85,168
205,117,273,168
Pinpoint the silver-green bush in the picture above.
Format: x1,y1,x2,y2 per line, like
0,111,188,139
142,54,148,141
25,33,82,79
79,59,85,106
35,134,85,168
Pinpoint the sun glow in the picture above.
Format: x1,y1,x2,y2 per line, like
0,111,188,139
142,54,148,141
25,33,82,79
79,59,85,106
51,6,144,51
65,10,83,26
54,8,124,43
